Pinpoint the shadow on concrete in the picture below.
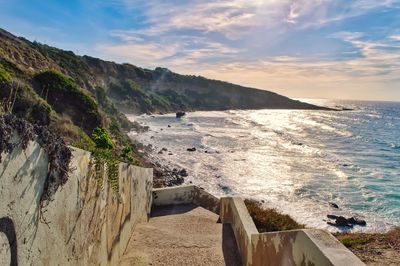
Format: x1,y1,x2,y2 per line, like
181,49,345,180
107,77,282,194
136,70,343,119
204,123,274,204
150,203,198,217
0,216,18,266
222,224,242,266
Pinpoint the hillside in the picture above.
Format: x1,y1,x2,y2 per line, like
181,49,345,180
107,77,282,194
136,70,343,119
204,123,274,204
0,27,327,150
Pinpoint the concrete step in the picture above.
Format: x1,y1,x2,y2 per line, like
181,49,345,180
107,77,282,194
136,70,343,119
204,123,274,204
120,204,242,266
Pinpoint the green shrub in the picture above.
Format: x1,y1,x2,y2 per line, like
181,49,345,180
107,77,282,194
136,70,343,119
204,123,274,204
91,127,114,150
34,70,97,110
0,65,11,83
340,236,371,248
33,70,102,134
121,144,140,165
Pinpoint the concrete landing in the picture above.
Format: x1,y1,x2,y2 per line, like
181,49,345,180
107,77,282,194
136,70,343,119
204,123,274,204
120,204,242,266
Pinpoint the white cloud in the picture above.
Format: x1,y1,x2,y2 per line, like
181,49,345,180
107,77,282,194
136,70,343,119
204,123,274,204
97,0,400,100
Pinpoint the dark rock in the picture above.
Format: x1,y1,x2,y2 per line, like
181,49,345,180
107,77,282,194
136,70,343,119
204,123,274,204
327,214,339,219
162,148,168,151
158,150,163,154
160,128,163,131
176,111,186,118
348,217,367,226
327,216,353,228
204,150,208,153
187,147,196,152
168,152,173,155
261,200,265,203
178,169,188,177
168,125,171,127
329,202,339,208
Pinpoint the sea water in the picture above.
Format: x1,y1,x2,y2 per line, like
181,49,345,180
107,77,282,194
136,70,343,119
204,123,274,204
127,99,400,232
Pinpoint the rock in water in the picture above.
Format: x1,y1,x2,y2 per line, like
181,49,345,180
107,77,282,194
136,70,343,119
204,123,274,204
327,216,353,228
327,214,339,219
348,217,367,226
176,111,185,118
329,202,339,208
178,169,188,177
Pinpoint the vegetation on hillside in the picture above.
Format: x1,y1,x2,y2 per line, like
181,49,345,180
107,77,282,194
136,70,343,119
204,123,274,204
335,227,400,264
245,199,305,232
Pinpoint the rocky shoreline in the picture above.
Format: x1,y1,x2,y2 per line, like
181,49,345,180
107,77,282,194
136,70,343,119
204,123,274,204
133,139,189,188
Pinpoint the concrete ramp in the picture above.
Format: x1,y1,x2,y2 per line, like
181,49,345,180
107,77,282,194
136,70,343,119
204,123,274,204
120,204,242,266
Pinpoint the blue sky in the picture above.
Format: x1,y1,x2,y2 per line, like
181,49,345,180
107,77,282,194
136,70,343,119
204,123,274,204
1,0,400,100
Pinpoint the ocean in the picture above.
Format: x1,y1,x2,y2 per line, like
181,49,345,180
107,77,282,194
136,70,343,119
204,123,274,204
127,99,400,232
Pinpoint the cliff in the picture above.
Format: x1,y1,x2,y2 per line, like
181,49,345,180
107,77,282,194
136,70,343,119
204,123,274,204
0,27,327,114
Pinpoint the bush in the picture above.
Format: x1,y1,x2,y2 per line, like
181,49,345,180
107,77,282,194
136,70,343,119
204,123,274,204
33,70,102,134
245,199,305,232
121,144,140,165
91,127,114,150
0,65,11,83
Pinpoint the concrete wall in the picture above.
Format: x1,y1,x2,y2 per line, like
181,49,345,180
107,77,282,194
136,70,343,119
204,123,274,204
220,197,365,266
152,185,220,214
0,139,153,265
220,197,258,266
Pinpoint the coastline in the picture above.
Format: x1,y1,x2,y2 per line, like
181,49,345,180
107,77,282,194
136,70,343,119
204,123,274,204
128,107,400,265
134,140,400,265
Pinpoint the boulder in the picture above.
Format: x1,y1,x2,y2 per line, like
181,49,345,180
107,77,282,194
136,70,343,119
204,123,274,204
178,169,188,177
327,216,353,228
348,217,367,226
187,147,196,152
329,202,339,208
327,214,339,219
176,111,186,118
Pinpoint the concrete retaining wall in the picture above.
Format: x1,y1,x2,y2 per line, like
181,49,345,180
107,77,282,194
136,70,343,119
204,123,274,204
152,185,220,214
0,139,153,265
220,196,365,266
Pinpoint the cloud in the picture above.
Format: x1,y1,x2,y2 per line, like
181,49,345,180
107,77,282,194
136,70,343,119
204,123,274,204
96,0,400,100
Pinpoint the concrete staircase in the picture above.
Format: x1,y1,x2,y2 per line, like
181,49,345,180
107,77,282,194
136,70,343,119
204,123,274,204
119,185,365,266
120,204,242,266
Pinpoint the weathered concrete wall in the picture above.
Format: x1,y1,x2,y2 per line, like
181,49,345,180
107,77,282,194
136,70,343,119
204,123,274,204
0,139,153,265
152,185,220,214
220,196,365,266
251,229,364,266
220,197,258,266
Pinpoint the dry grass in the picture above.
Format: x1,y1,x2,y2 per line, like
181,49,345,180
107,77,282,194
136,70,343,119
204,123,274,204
244,199,304,232
334,227,400,265
50,115,94,150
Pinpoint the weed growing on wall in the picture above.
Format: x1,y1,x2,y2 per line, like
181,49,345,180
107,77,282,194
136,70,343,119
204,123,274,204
90,127,120,194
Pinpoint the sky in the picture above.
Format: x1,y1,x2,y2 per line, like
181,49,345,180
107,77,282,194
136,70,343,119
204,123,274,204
1,0,400,101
